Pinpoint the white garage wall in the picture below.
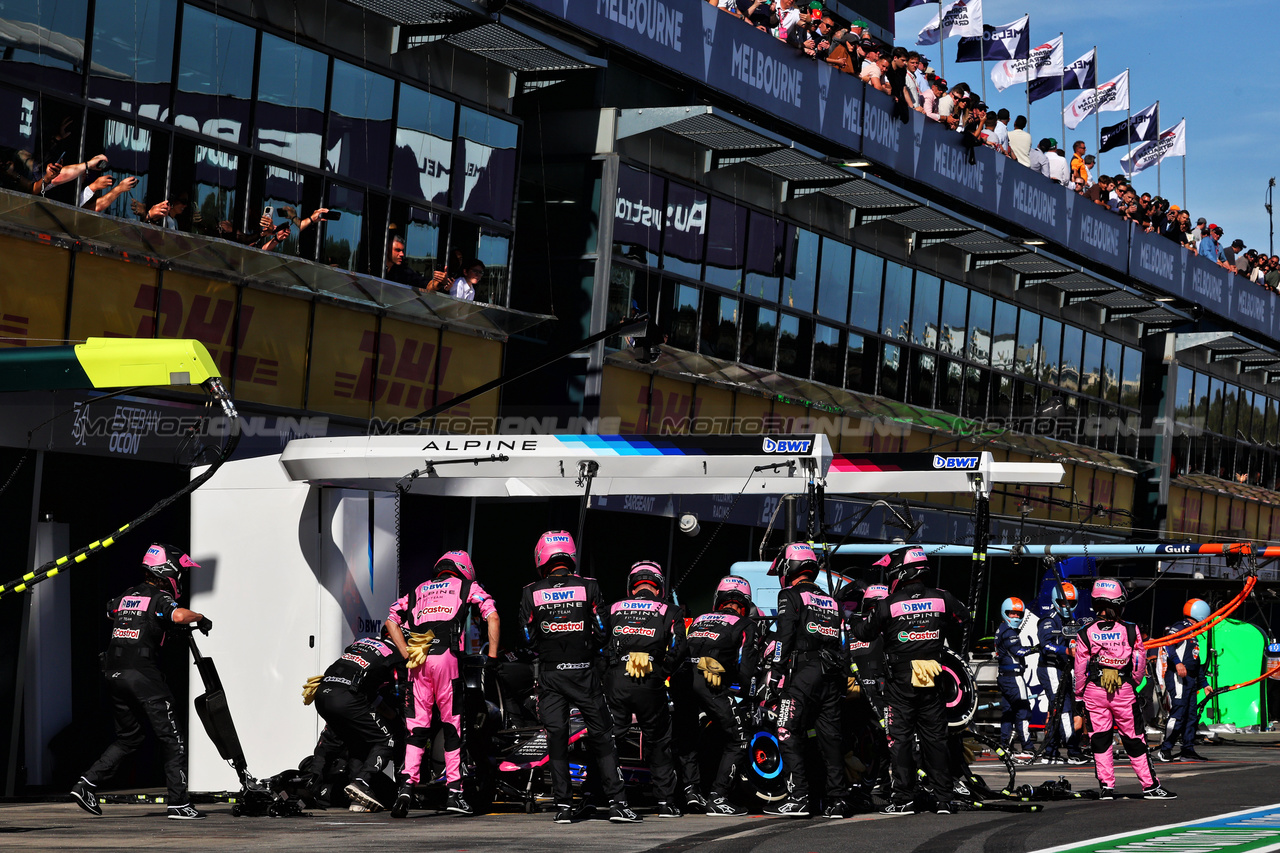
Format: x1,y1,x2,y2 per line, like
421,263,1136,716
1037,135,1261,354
188,455,398,791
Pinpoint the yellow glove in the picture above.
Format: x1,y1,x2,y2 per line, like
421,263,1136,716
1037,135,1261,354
697,656,726,687
1099,667,1123,695
625,651,654,678
846,677,862,697
911,659,942,687
301,675,323,705
406,629,436,670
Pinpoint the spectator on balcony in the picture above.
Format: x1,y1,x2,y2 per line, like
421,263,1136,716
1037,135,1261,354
1199,225,1225,265
383,233,432,289
1224,238,1244,273
912,53,930,95
776,0,802,40
903,51,923,108
1029,138,1052,179
1007,116,1032,166
449,260,485,302
992,109,1011,155
1047,143,1069,186
1163,208,1192,248
887,47,914,119
1070,141,1089,185
920,75,946,121
1266,257,1280,291
1085,174,1110,207
960,101,988,164
742,0,779,31
80,173,138,214
936,82,962,129
1191,217,1208,244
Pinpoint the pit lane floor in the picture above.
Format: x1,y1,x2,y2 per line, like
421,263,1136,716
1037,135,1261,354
3,744,1279,852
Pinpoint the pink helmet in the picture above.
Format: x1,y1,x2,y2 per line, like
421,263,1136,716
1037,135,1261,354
769,542,820,586
1091,578,1127,613
434,550,476,581
628,561,664,597
534,530,577,577
875,546,929,590
713,575,753,612
142,543,199,598
864,583,890,602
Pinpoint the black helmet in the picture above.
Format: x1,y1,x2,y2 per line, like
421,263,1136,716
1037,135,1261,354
142,543,199,598
769,542,820,587
834,579,868,617
875,545,930,589
627,560,664,598
712,575,753,614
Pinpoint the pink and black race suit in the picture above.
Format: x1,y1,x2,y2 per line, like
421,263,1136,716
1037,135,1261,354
851,582,968,679
686,611,759,686
519,574,608,663
771,582,843,670
389,576,497,655
1073,618,1159,789
607,594,686,676
321,637,403,696
105,582,179,667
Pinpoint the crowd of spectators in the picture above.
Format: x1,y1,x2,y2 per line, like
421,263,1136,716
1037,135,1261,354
0,114,478,301
707,0,1277,292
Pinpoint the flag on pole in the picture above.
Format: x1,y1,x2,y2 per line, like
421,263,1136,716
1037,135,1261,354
955,15,1028,62
1099,102,1159,153
895,0,931,10
1063,70,1129,129
1120,119,1186,175
990,35,1062,92
1029,47,1095,102
917,0,983,46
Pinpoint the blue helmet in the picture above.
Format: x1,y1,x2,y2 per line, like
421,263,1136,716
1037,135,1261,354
1184,598,1210,622
1001,597,1026,630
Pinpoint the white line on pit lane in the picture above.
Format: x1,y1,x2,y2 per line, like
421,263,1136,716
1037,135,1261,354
1028,802,1280,853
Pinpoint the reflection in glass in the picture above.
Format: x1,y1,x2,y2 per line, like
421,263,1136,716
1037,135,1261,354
612,164,662,266
781,226,817,312
968,291,992,364
0,0,88,94
606,265,640,350
392,84,454,206
992,300,1017,371
662,183,708,280
1207,378,1224,434
476,230,510,305
1060,324,1082,393
175,6,254,145
993,375,1014,418
1081,333,1103,397
910,350,936,408
881,261,912,341
846,333,866,392
849,251,883,334
255,33,328,167
911,273,940,348
939,359,963,414
328,59,395,186
190,144,239,233
89,0,176,117
816,237,851,322
1174,366,1195,423
1039,318,1061,385
402,208,442,280
744,212,783,302
1015,309,1039,378
452,106,518,223
940,281,967,357
663,281,700,350
879,343,903,401
321,184,366,271
699,292,739,361
256,161,319,257
777,313,812,378
1101,339,1122,403
1251,389,1266,444
961,367,986,419
704,196,746,290
1223,385,1239,438
741,303,778,369
813,324,843,386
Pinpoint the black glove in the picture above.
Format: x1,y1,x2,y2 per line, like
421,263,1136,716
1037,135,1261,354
196,616,213,635
482,654,499,670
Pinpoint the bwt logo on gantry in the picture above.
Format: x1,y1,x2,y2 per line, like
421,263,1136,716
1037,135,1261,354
933,455,979,469
763,437,812,453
